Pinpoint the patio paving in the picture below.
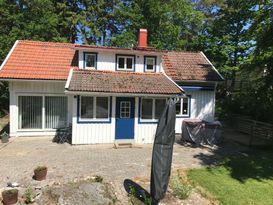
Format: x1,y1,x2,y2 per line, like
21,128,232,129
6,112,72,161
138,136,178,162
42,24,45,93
0,136,246,203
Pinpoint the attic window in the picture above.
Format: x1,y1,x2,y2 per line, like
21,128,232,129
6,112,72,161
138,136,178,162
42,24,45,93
144,56,156,72
116,55,135,71
84,52,97,69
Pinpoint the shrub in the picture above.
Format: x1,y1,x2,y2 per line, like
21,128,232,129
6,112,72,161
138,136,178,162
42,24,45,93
94,175,103,183
170,171,192,200
34,166,47,172
24,188,34,204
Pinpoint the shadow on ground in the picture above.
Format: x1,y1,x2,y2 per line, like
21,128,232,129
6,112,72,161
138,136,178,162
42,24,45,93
188,133,273,182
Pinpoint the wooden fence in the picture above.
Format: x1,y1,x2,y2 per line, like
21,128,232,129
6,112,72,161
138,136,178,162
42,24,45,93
232,115,273,146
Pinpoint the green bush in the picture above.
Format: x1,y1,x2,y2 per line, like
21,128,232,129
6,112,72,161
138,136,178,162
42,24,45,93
94,175,103,183
170,172,192,200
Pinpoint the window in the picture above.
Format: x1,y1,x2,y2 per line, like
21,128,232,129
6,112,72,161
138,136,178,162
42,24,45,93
120,101,131,118
79,96,110,121
45,96,67,128
18,95,67,129
144,56,156,72
84,52,97,69
176,97,190,117
19,96,43,129
117,55,134,71
140,98,166,121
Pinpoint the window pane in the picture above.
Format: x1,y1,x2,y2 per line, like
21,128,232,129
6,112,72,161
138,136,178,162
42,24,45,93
142,99,153,119
126,58,133,69
45,96,67,129
182,97,189,115
146,58,155,70
81,97,93,118
85,54,96,68
18,96,42,129
96,97,109,119
120,101,131,118
118,57,125,69
176,99,181,115
155,99,166,119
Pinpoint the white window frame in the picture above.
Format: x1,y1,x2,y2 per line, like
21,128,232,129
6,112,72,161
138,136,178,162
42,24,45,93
140,98,167,122
144,56,156,72
17,94,68,131
176,96,190,117
84,52,97,69
79,96,110,122
117,55,134,71
120,101,131,118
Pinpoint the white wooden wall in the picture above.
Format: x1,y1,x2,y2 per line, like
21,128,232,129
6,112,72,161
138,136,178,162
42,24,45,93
175,90,216,133
9,81,72,137
71,96,116,144
78,50,162,73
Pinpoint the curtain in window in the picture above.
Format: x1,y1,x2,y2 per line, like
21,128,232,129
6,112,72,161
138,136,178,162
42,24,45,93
18,96,43,129
45,96,67,129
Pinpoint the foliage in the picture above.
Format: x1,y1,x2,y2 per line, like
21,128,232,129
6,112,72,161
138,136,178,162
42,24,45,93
23,188,34,204
170,170,192,200
188,150,273,205
2,189,18,196
94,175,103,183
34,165,47,172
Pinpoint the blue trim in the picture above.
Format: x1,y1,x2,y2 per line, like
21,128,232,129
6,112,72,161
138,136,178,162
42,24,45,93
138,97,160,124
77,95,112,124
176,95,191,118
144,56,157,72
181,86,214,91
115,54,136,72
83,52,98,69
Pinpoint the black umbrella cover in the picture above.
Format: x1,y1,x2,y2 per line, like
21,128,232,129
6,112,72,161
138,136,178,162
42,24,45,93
150,98,177,203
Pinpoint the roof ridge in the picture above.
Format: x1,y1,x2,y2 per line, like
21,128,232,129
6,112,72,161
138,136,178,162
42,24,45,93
18,40,77,47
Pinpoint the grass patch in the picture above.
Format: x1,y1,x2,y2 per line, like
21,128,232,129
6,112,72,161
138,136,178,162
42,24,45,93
188,150,273,205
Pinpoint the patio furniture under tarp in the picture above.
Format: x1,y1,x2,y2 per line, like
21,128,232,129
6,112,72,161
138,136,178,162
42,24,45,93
181,119,222,145
150,98,176,204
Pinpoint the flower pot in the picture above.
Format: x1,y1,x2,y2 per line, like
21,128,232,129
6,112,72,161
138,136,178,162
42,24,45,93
34,167,48,181
1,132,9,143
2,189,18,205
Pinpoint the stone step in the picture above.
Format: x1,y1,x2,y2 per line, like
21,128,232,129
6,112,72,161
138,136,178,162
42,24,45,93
114,140,134,148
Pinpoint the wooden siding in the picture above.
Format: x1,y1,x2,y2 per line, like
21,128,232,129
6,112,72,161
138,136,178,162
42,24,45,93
78,50,161,72
175,90,215,133
9,81,72,137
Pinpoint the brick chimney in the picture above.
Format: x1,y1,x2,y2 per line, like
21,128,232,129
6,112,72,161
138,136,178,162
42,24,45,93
138,29,147,48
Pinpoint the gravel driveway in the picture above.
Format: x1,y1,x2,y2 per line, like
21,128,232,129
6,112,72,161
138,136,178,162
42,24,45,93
0,136,240,203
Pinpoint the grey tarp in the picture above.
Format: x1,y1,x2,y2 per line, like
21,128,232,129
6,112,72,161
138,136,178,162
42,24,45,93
181,119,222,145
150,98,176,204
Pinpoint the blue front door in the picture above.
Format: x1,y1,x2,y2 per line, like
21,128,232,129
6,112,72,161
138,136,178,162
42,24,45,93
115,97,135,139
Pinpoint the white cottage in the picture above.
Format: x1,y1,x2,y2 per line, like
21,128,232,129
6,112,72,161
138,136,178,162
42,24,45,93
0,29,223,144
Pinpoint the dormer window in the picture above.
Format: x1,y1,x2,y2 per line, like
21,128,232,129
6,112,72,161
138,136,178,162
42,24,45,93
84,52,97,69
116,55,135,71
144,56,156,72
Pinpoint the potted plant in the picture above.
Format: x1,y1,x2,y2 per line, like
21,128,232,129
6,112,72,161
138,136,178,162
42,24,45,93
2,189,18,205
34,166,48,181
1,132,9,143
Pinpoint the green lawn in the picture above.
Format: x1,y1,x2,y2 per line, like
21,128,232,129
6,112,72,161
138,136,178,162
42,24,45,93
187,150,273,205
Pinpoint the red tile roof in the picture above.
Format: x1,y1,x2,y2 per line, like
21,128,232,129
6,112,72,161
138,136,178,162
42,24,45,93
67,69,182,95
162,51,223,81
0,40,78,80
0,40,222,82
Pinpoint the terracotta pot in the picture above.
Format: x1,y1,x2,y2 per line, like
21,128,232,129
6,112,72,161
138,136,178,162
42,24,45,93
2,189,18,205
34,167,48,181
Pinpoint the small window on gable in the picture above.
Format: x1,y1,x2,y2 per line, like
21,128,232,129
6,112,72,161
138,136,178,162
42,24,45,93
176,96,190,117
117,55,134,71
145,56,156,72
84,53,97,69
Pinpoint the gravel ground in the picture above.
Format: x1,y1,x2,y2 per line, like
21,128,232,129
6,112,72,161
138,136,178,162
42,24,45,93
0,136,244,204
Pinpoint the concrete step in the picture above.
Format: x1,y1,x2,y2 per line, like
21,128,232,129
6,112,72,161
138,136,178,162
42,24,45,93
114,140,134,148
